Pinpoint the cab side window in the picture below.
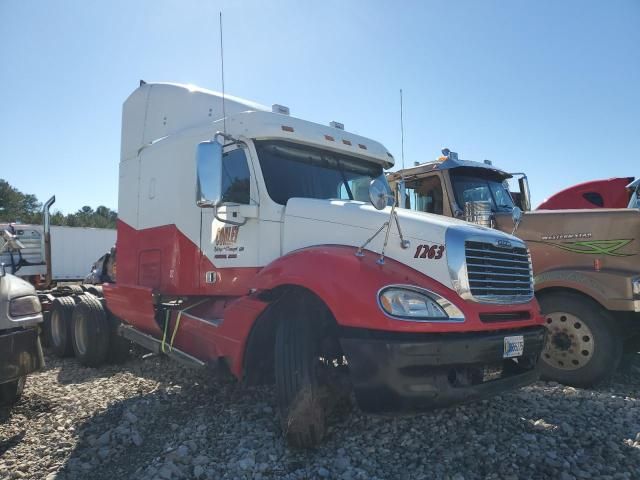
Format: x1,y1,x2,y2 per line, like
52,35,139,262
407,176,444,215
221,148,251,204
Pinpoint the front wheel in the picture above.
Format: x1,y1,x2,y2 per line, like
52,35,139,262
0,376,26,406
274,313,346,448
539,292,622,387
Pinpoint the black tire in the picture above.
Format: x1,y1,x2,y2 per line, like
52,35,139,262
106,313,131,364
49,296,76,357
66,285,84,295
71,295,110,367
539,292,623,387
275,311,330,449
86,285,103,298
0,376,26,406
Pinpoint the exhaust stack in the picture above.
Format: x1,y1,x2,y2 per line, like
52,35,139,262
43,196,55,287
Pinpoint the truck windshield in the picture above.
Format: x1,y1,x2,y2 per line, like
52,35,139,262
451,171,515,213
255,140,390,206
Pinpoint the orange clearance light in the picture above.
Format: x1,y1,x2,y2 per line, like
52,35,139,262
342,139,352,146
380,294,392,313
594,259,601,271
358,144,367,150
324,135,335,141
281,125,294,132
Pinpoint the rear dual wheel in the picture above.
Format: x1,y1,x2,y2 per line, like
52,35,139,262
72,295,131,367
72,295,110,367
50,296,77,357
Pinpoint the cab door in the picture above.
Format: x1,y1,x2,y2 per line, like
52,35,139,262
199,144,260,293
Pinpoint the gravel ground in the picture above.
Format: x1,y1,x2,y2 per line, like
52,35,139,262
1,351,639,480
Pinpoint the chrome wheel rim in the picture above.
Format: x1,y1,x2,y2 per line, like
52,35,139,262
542,311,595,371
51,311,64,346
74,315,88,355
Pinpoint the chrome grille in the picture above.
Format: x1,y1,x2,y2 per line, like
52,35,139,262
465,240,533,301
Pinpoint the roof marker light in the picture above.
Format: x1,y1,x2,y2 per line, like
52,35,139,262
281,125,294,132
342,139,352,146
330,121,344,130
272,104,290,115
358,144,367,150
325,135,335,141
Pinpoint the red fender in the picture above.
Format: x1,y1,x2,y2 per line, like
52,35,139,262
249,245,543,334
106,244,543,380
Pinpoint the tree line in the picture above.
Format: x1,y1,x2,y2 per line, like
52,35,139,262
0,179,117,229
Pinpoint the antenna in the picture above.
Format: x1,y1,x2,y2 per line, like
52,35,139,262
400,88,405,171
219,12,227,134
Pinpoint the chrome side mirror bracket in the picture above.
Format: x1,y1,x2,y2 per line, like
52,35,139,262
357,178,411,263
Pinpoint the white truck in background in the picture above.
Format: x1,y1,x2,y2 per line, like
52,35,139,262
1,216,115,286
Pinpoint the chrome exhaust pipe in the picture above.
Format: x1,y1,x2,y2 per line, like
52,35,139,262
43,196,55,287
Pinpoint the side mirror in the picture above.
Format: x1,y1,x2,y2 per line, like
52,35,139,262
511,206,523,234
517,176,531,211
369,177,390,210
196,139,223,208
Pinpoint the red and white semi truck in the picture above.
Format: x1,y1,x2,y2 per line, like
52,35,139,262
52,82,545,448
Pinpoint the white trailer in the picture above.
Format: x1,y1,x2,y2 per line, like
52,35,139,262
50,226,115,281
0,223,115,283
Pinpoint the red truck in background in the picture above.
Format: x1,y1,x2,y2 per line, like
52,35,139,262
537,177,634,210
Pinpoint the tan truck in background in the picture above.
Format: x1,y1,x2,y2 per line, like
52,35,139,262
388,150,640,387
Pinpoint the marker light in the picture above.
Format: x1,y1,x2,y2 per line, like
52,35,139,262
281,125,294,132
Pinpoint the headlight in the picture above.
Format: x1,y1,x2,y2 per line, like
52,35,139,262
9,295,42,317
378,286,464,322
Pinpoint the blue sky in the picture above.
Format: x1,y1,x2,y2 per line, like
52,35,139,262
1,0,638,213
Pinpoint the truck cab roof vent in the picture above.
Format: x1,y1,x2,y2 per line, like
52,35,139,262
330,121,344,130
272,104,290,115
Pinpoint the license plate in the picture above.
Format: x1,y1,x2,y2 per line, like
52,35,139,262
503,335,524,358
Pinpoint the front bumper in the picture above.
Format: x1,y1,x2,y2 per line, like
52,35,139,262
0,328,45,384
340,325,546,414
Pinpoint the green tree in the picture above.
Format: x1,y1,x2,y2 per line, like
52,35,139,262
0,179,117,228
0,179,42,223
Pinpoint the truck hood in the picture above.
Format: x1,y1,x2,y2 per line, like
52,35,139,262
494,208,640,274
283,198,522,291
